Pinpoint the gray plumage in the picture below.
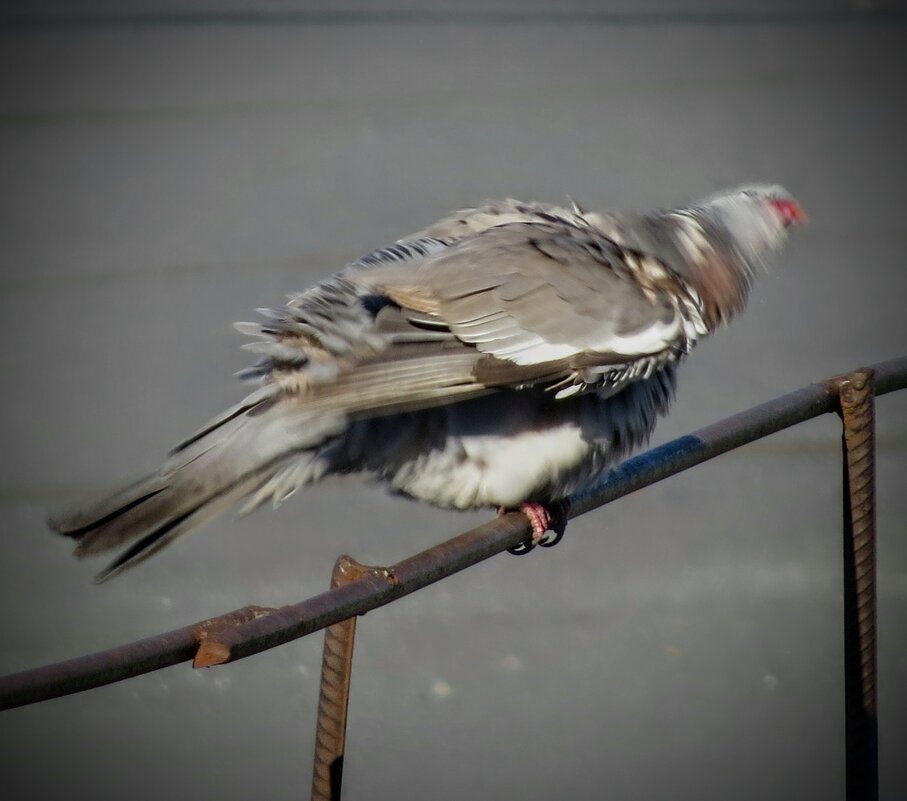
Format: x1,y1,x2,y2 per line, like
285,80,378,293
48,184,803,581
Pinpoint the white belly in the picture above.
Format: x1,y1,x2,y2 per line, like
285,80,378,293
337,367,677,512
392,419,596,509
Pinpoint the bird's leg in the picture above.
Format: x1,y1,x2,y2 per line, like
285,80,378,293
520,502,553,545
502,500,569,555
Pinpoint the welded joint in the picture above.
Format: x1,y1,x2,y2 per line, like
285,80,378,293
331,554,399,591
828,368,873,408
193,605,277,669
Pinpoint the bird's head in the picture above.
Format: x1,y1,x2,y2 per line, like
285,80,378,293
697,183,806,262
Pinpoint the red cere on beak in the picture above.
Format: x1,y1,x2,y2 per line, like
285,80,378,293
772,198,807,226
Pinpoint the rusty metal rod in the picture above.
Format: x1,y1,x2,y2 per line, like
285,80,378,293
311,557,390,801
1,355,906,710
838,370,878,801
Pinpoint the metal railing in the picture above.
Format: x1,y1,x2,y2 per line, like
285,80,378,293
2,356,905,801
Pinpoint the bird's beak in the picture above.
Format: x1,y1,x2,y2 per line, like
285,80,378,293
773,199,808,227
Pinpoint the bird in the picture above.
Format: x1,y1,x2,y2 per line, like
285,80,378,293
49,185,805,581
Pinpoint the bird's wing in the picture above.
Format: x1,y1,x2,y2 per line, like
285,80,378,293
357,221,701,393
215,217,700,449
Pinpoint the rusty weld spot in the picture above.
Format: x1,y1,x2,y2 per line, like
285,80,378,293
192,605,277,669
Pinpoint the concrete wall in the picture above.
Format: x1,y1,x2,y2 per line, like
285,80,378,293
1,5,905,800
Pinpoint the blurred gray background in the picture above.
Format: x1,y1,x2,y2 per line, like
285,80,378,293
1,2,906,800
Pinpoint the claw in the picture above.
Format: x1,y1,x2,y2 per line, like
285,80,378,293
521,502,551,545
503,501,569,555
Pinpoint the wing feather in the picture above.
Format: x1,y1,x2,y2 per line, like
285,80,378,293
368,222,692,377
235,217,695,419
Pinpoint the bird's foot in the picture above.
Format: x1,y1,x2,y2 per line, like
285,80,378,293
503,500,569,555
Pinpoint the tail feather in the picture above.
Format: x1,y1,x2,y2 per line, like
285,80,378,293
48,474,169,540
168,383,278,457
89,471,272,583
48,400,348,581
49,330,492,581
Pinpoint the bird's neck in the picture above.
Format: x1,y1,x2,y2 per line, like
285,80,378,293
591,209,756,332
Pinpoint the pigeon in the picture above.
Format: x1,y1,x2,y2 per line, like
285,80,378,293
49,185,804,581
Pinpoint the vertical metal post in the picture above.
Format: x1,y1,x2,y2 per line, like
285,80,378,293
311,556,387,801
838,369,878,801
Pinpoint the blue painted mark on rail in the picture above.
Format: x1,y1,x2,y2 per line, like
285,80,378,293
570,434,708,510
627,434,705,471
606,434,706,484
